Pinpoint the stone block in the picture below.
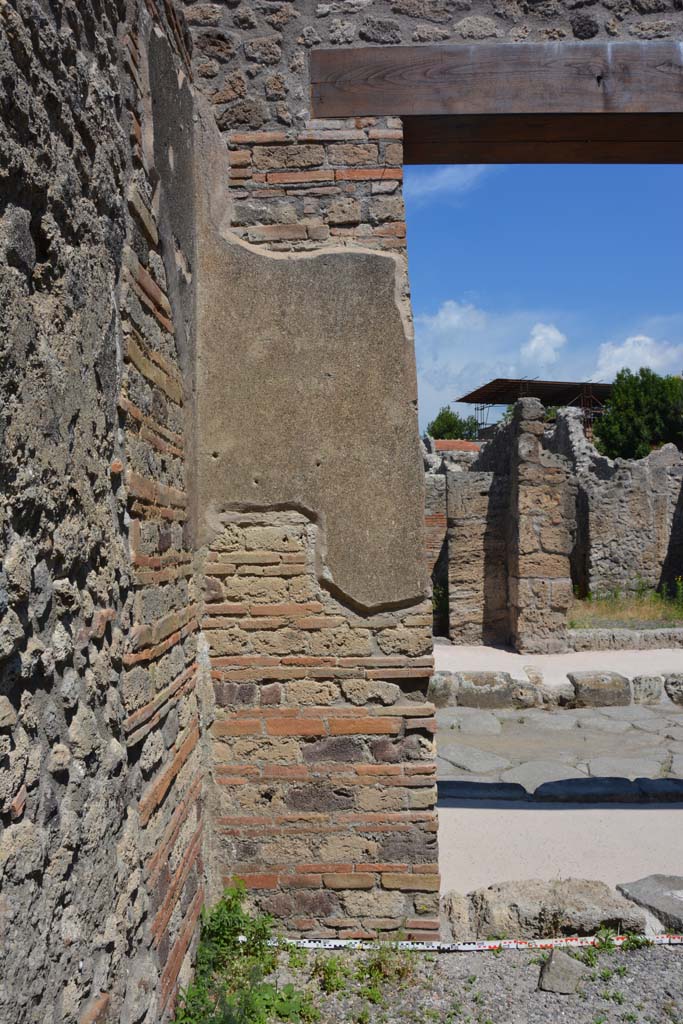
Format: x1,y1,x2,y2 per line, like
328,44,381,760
617,874,683,932
538,949,589,994
632,675,664,704
665,674,683,705
568,672,631,707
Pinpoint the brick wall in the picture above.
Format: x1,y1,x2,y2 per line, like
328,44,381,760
201,511,439,939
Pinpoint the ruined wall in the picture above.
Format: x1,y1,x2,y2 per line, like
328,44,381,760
445,401,574,651
0,4,206,1021
550,409,683,598
447,471,510,645
508,401,575,654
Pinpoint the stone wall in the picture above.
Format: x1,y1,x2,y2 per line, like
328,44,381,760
0,4,206,1021
550,409,683,598
508,402,575,654
444,401,575,652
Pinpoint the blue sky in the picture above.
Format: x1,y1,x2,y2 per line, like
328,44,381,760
404,165,683,430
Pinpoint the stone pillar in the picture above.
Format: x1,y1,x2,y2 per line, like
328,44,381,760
508,400,575,654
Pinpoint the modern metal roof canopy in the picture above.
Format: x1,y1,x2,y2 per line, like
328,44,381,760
456,378,612,406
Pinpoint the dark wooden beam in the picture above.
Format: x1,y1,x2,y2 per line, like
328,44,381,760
403,113,683,164
310,42,683,119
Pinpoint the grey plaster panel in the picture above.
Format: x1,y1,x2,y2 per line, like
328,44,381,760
196,233,425,610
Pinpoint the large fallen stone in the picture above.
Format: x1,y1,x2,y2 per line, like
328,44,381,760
428,671,459,708
665,674,683,706
442,878,646,940
568,671,631,708
454,671,517,709
538,948,590,994
617,875,683,932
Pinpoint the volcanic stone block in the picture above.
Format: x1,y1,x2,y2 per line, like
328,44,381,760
617,875,683,932
632,675,664,704
538,949,590,994
568,671,631,707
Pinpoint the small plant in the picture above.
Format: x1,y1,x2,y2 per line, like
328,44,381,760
600,967,613,981
595,926,617,953
355,938,414,989
173,883,318,1024
621,932,653,952
571,946,599,967
312,953,350,994
356,1007,370,1024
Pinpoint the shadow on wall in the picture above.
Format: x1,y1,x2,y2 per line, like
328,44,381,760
570,485,590,600
482,473,510,645
660,477,683,595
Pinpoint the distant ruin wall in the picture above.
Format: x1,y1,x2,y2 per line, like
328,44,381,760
549,410,683,598
437,404,682,652
443,401,574,653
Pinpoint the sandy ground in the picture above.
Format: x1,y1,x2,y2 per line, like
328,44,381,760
434,642,683,690
438,800,683,898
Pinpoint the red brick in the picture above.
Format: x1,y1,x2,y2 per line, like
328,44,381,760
279,874,323,888
265,717,326,737
355,863,408,873
323,873,374,890
267,169,333,184
329,717,401,736
381,873,440,892
212,719,262,737
335,168,402,182
237,873,279,889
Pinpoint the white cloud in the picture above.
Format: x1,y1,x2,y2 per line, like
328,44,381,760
595,334,683,380
520,322,567,367
403,165,492,204
415,299,568,428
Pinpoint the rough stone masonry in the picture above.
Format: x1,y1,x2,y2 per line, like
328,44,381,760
2,3,683,1024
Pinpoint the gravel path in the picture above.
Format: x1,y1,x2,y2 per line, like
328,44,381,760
273,945,683,1024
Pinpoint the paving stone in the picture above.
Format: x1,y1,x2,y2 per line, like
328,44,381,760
568,671,630,707
538,948,590,994
671,755,683,777
636,778,683,801
456,711,502,736
576,715,632,734
586,756,664,779
617,875,683,932
598,705,657,721
535,777,642,802
437,737,511,774
500,760,586,792
520,712,578,731
438,779,528,802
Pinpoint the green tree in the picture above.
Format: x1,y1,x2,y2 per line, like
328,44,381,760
594,367,683,460
426,406,479,440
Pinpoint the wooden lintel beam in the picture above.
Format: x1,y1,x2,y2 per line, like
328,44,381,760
402,113,683,164
310,42,683,119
